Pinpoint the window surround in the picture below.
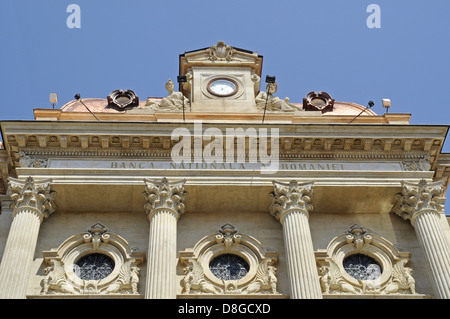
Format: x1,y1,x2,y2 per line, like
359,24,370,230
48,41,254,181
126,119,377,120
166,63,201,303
40,223,145,295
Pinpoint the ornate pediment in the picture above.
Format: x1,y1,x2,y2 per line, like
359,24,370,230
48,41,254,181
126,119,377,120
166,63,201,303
179,41,263,77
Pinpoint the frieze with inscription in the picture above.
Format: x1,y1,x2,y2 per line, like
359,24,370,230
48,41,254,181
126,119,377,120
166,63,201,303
43,159,408,172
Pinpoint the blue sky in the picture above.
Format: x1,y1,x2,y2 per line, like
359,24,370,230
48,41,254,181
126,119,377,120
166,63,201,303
0,0,449,152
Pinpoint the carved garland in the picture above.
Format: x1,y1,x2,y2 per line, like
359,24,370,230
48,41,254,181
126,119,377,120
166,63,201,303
41,223,145,295
315,224,417,295
178,224,279,295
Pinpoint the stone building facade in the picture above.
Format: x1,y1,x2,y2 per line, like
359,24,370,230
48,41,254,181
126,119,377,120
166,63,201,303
0,42,449,299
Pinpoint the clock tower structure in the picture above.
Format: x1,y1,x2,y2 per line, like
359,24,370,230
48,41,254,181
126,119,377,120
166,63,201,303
179,41,263,113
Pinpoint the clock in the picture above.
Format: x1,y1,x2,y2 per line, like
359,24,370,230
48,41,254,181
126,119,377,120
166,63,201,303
207,78,238,97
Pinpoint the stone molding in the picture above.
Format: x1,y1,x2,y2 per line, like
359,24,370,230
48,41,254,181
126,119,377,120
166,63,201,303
392,179,446,224
269,180,314,221
143,177,187,220
40,223,145,295
315,224,418,296
178,224,279,295
6,176,56,223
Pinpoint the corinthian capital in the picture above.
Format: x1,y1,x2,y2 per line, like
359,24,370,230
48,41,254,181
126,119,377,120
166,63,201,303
392,179,446,223
7,176,56,222
270,180,314,221
144,177,187,219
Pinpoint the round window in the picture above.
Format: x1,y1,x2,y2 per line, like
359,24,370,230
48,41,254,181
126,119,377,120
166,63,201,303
343,253,382,280
209,254,249,281
73,253,115,280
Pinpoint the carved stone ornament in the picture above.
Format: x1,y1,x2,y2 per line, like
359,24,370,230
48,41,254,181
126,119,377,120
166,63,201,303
315,224,417,295
144,177,187,219
107,89,139,109
145,79,190,112
7,176,56,222
216,223,241,249
83,223,110,250
206,41,237,61
179,224,279,295
255,82,303,112
392,179,446,223
40,223,145,296
402,157,432,171
303,91,335,113
269,180,314,221
17,152,48,168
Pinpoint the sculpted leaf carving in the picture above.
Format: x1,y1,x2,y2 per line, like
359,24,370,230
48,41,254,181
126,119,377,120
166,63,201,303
392,179,446,222
7,176,56,220
144,177,187,218
270,180,314,220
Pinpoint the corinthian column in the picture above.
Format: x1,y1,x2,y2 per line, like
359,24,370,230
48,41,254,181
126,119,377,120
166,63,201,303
270,180,322,299
393,179,450,299
0,177,56,299
143,177,186,299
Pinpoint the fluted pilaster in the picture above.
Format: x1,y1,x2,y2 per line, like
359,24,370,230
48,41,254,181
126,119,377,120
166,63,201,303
0,177,55,299
144,177,186,299
393,179,450,299
270,180,322,299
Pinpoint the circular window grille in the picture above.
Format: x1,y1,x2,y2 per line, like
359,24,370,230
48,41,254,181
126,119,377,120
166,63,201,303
343,253,382,281
73,253,115,280
209,254,249,281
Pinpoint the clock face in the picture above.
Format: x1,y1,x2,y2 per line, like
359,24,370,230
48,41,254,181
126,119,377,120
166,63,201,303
208,78,238,97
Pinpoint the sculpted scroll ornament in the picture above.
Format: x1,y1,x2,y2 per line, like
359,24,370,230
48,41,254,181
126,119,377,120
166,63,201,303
83,223,110,250
316,224,417,295
7,176,56,221
206,41,236,61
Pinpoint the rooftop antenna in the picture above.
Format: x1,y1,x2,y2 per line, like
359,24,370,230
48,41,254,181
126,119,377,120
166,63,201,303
347,100,374,124
75,93,100,121
262,75,276,124
49,93,58,109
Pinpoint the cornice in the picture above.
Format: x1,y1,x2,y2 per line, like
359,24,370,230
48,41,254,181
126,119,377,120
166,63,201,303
1,121,447,189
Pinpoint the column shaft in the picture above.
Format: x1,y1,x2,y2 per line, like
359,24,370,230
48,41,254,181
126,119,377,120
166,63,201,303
270,180,322,299
0,210,41,298
413,210,450,299
0,176,55,299
282,210,322,298
145,209,178,299
393,179,450,299
143,177,186,299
